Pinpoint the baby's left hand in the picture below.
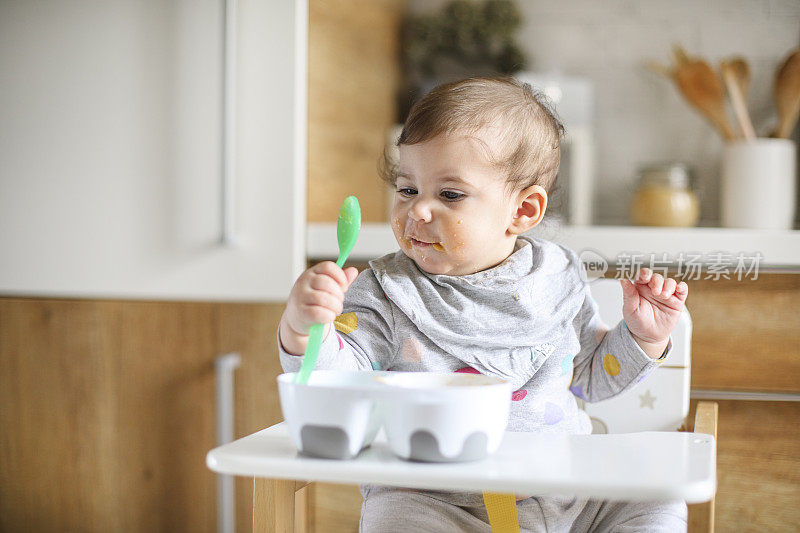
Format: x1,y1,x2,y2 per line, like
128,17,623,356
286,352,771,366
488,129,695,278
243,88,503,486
620,268,688,344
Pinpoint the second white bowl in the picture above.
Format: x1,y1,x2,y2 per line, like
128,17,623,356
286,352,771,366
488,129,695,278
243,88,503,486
374,372,511,462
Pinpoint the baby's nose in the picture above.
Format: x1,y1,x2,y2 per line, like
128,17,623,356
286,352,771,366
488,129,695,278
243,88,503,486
408,198,433,223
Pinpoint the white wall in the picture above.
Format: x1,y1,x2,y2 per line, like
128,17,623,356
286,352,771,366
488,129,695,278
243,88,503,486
0,0,307,300
408,0,800,226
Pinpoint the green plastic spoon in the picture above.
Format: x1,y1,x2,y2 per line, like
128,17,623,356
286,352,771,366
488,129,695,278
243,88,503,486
295,196,361,384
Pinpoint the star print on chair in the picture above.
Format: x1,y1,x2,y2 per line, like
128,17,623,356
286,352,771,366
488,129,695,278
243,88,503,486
639,389,657,410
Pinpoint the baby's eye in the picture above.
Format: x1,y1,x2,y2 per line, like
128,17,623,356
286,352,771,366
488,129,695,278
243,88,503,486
397,187,417,197
441,190,465,201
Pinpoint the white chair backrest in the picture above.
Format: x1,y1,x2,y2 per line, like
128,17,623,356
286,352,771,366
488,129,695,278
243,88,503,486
580,278,692,434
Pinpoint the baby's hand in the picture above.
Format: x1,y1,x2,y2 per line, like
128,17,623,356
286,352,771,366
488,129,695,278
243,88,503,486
620,268,688,346
279,262,359,355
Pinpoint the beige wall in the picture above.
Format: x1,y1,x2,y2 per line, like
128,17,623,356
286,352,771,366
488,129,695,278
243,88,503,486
409,0,800,227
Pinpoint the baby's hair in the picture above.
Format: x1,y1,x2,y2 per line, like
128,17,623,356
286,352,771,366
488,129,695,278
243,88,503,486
381,76,566,194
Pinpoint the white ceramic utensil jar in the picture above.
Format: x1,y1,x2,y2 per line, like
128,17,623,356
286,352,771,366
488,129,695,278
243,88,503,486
721,139,797,229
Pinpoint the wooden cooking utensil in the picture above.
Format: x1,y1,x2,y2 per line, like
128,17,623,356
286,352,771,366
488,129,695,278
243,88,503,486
727,57,751,99
774,48,800,139
670,45,737,141
721,59,756,140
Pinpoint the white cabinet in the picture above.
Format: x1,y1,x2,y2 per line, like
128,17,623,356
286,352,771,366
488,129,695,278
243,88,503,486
0,0,306,301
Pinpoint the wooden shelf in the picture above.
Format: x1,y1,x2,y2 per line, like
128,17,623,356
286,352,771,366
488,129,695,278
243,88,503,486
307,223,800,270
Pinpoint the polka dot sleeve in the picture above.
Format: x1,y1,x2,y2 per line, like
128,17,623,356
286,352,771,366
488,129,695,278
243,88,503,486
569,284,670,403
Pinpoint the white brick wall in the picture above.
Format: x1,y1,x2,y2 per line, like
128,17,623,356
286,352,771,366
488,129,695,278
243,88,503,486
408,0,800,226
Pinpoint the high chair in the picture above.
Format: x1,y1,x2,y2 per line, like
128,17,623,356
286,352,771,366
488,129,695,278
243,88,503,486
207,279,717,532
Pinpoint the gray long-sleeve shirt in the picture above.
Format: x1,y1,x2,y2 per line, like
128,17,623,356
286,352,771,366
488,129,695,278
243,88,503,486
279,235,670,436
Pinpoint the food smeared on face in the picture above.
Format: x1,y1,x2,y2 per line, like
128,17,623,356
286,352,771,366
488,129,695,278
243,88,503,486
391,132,520,275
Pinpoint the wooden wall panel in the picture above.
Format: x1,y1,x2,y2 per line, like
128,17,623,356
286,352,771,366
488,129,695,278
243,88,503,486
1,300,119,531
307,0,404,223
684,274,800,393
688,399,800,532
0,298,286,533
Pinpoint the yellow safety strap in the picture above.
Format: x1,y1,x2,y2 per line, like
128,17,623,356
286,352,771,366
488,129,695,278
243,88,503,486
482,492,520,533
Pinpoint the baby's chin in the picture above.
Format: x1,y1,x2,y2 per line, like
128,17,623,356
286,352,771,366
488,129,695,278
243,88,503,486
414,261,448,275
405,252,473,276
398,246,448,275
409,250,508,276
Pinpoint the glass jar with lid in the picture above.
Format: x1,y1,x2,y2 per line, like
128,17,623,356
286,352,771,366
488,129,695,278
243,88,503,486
630,163,700,227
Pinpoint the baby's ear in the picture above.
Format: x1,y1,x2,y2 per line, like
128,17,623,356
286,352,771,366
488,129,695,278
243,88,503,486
508,185,548,234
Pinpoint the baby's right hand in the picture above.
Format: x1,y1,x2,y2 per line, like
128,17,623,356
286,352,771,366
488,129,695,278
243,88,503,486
279,262,359,355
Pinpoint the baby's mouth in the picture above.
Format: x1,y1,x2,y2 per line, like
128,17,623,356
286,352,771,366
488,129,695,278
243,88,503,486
409,237,444,251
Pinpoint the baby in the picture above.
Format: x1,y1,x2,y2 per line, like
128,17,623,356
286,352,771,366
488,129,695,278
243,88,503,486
279,77,689,532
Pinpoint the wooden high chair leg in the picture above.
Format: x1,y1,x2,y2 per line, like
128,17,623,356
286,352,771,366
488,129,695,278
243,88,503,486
688,401,718,533
253,478,312,533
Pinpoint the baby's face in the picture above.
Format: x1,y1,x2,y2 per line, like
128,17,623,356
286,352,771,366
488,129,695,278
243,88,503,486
391,132,519,275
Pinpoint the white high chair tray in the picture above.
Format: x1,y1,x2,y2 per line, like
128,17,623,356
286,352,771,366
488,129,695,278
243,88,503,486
207,422,716,504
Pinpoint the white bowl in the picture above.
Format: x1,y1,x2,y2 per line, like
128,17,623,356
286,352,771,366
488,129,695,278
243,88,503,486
277,371,387,459
279,370,512,462
375,372,511,462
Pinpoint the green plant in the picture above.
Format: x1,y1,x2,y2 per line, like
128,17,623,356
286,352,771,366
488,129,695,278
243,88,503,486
404,0,526,79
